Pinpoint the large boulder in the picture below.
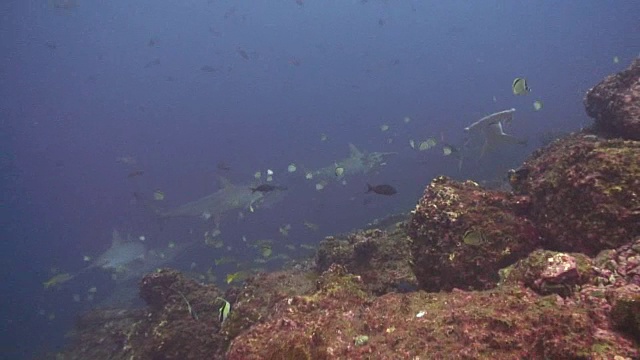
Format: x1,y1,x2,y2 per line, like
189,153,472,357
510,134,640,255
408,176,541,291
316,220,417,295
585,57,640,140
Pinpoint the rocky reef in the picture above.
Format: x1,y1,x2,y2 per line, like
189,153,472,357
510,134,640,255
227,263,638,359
316,222,417,295
585,58,640,140
408,176,541,291
55,59,640,359
56,269,230,359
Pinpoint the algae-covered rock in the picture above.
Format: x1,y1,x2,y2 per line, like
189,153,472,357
316,223,417,295
408,176,541,291
227,265,639,359
585,57,640,140
608,284,640,342
510,134,640,256
500,249,593,297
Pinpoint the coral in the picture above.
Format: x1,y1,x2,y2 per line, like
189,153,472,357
408,176,541,291
585,57,640,140
510,134,640,255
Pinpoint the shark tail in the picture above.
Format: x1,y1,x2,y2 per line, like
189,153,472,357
366,183,374,193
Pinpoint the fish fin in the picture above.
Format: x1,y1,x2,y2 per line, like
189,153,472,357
365,183,373,193
480,136,494,158
348,143,364,158
498,133,525,145
112,229,124,246
217,176,233,189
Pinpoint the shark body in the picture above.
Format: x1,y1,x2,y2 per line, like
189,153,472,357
88,229,197,283
44,229,195,289
111,241,196,283
311,143,397,182
463,108,526,158
158,178,277,226
89,229,147,271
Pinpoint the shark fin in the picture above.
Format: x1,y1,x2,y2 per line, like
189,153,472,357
112,228,124,246
348,143,364,158
480,122,525,157
217,176,233,189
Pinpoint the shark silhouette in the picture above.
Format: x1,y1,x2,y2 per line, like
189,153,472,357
43,229,200,291
88,229,146,272
43,229,148,289
310,143,397,182
157,177,279,227
463,108,527,158
110,240,197,283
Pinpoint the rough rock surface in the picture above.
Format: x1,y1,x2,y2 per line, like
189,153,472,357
585,57,640,140
408,176,541,291
316,222,417,295
500,249,593,297
510,134,640,255
227,264,638,359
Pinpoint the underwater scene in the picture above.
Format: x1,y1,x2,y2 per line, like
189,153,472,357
1,1,639,359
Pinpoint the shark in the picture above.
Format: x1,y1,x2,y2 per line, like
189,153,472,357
88,229,147,272
110,240,197,283
463,108,527,158
157,177,277,227
43,229,147,289
309,143,397,183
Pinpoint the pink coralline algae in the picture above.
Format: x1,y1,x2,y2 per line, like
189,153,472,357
408,176,541,291
509,134,640,256
585,57,640,140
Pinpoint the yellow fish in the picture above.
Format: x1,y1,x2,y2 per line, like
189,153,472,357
226,272,244,284
512,77,531,95
261,245,272,258
463,229,487,246
43,273,74,289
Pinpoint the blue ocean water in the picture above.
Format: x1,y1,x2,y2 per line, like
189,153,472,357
0,1,638,358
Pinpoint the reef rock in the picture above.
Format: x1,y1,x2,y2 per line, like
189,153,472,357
585,57,640,140
502,238,640,345
227,264,639,359
500,250,593,297
57,269,229,360
316,221,417,295
219,268,317,341
510,134,640,255
408,176,541,291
